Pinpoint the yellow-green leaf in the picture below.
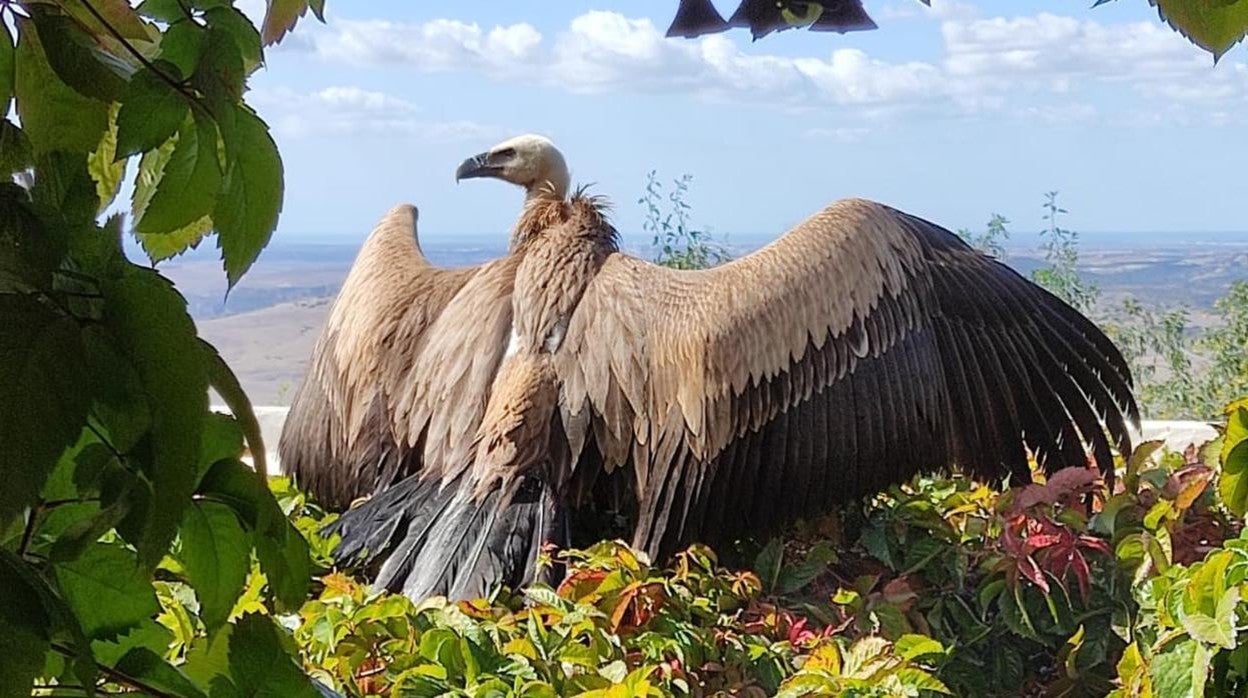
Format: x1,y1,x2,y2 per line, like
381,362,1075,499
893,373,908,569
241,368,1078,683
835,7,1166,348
1219,407,1248,516
88,104,125,214
136,112,221,235
213,105,283,287
0,22,13,114
51,0,154,43
116,65,189,159
260,0,310,46
14,17,110,155
1153,0,1248,59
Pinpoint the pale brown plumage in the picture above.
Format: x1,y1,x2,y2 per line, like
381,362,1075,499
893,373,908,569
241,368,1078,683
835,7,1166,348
281,136,1138,600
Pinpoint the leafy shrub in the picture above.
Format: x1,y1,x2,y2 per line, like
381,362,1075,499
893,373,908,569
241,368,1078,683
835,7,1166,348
277,395,1248,698
961,193,1247,420
640,171,731,270
0,0,330,694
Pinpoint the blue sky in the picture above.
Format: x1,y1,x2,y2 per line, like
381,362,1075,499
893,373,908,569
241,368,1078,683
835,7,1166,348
237,0,1248,245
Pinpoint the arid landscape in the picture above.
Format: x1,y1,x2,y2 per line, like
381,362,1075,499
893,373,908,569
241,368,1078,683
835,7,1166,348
162,235,1248,405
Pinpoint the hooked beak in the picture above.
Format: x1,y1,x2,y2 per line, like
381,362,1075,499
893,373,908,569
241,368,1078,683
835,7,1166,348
454,152,502,182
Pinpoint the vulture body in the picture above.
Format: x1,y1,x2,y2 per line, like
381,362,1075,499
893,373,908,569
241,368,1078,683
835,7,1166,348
667,0,876,40
280,136,1139,602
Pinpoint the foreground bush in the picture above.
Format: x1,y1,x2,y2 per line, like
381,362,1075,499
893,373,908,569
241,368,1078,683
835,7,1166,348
15,397,1248,696
288,400,1248,697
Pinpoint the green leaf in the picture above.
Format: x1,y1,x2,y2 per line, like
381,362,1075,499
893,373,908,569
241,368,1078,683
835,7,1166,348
203,338,267,477
180,501,250,630
137,0,187,23
197,458,272,528
0,22,14,115
1219,409,1248,516
195,459,309,609
3,548,98,688
49,492,131,563
228,614,321,697
52,0,154,43
255,517,312,611
183,623,233,690
213,106,283,286
137,112,221,235
132,135,216,262
204,7,263,72
102,266,207,568
1150,637,1209,698
191,25,246,103
82,326,151,454
753,538,783,593
54,542,161,641
91,619,175,669
115,647,209,698
160,19,206,77
894,634,946,661
89,104,126,213
0,119,33,177
1153,0,1248,59
29,7,126,102
14,16,110,155
199,412,245,482
116,65,189,159
141,215,214,263
0,181,54,292
260,0,311,46
30,151,100,227
0,294,90,525
0,550,52,698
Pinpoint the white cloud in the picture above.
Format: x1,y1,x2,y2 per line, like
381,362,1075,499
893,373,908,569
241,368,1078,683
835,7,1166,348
290,9,1247,125
1014,103,1098,125
250,86,503,141
308,18,542,77
804,126,872,142
298,11,945,110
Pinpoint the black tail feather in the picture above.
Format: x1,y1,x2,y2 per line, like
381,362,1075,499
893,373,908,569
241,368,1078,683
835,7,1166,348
330,473,563,601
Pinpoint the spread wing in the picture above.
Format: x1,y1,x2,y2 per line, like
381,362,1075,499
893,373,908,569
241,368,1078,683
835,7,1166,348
280,204,516,508
554,198,1138,556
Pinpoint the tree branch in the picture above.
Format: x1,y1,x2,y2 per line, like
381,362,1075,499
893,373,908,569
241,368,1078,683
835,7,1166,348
51,643,179,698
73,0,203,109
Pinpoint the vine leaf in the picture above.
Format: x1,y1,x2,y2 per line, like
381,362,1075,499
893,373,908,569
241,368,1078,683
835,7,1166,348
0,294,90,525
116,65,189,160
136,112,221,236
1153,0,1248,59
180,502,250,631
13,16,110,155
202,338,268,479
0,22,14,115
53,543,161,641
115,648,209,698
226,614,321,697
213,105,283,287
260,0,312,46
51,0,154,43
102,266,207,569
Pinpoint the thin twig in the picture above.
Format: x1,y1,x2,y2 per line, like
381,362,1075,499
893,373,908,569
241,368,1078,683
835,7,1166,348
51,643,179,698
74,0,202,109
18,502,41,557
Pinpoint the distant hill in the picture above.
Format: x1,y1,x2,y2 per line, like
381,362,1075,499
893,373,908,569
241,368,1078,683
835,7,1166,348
163,236,1247,405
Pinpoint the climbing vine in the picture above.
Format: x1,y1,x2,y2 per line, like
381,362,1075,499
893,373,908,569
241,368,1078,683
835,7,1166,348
0,0,327,694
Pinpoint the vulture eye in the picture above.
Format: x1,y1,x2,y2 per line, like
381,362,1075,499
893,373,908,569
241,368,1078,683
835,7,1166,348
493,147,516,159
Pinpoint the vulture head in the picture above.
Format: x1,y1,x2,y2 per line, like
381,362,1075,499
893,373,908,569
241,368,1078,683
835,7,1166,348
455,134,570,201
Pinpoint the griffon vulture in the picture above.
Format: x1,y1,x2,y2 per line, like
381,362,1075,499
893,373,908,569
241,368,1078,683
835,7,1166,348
280,134,1138,602
667,0,876,40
